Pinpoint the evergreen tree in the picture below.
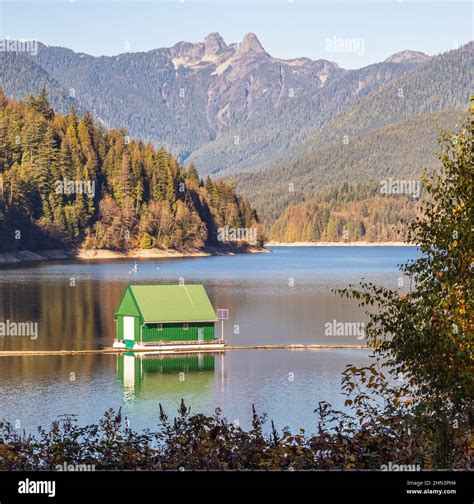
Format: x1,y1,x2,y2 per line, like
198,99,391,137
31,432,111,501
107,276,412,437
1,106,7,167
188,164,200,186
26,88,54,121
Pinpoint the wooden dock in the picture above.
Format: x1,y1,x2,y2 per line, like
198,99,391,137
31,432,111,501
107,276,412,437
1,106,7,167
0,344,368,357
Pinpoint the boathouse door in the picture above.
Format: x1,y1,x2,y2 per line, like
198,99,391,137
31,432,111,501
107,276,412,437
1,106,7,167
124,316,135,343
198,327,204,341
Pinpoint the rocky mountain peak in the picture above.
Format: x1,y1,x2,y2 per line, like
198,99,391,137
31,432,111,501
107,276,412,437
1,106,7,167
236,32,268,57
203,32,227,57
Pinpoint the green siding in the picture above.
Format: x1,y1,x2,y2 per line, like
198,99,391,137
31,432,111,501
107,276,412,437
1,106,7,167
141,322,215,342
116,316,124,340
115,287,141,318
134,316,141,342
115,287,141,341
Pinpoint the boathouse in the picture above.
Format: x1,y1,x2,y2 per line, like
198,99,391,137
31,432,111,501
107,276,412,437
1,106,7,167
114,284,221,350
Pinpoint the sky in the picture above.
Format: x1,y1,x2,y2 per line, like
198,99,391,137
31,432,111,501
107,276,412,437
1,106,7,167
0,0,472,68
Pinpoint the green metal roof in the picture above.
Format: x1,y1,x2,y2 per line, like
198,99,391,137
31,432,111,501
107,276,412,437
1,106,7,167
116,284,217,323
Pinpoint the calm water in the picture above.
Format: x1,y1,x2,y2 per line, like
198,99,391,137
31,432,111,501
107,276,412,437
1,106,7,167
0,246,419,433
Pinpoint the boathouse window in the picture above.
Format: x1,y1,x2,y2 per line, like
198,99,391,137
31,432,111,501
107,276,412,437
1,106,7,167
183,323,189,331
157,323,163,331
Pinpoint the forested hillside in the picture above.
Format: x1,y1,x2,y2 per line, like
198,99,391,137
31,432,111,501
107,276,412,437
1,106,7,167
0,89,261,253
233,109,467,225
1,36,470,245
0,52,77,114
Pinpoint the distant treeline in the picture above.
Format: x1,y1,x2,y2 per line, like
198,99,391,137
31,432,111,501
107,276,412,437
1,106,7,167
0,89,262,253
270,182,419,242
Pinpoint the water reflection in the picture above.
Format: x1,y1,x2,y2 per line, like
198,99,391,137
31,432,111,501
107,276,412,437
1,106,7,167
0,280,120,351
0,350,370,433
117,353,216,398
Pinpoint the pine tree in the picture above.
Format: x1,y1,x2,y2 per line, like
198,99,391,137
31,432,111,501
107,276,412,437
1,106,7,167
188,164,200,186
165,164,176,204
26,88,54,121
204,175,213,193
152,148,168,201
35,125,59,219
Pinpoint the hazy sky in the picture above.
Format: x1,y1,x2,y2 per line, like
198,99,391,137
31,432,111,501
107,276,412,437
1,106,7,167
1,1,472,68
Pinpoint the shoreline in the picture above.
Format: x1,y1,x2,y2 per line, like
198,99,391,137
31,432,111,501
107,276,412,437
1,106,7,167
0,245,268,265
0,241,415,265
265,241,414,247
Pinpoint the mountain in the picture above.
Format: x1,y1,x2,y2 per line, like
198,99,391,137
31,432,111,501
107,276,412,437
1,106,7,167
187,53,434,176
292,43,472,159
197,42,471,177
0,33,431,172
13,33,341,161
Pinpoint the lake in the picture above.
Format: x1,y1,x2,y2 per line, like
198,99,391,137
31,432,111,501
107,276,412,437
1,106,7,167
0,246,419,433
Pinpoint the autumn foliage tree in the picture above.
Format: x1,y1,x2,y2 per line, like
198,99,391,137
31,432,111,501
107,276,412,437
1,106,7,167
337,114,473,468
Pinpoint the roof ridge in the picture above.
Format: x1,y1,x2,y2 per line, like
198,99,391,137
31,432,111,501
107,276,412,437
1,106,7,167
129,283,204,287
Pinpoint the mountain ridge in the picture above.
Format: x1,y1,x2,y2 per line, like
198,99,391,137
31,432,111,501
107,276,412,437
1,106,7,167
0,34,471,236
30,32,435,68
0,32,440,170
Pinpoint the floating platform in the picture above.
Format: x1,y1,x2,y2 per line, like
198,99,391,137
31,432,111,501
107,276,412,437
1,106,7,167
112,338,226,352
0,343,368,357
